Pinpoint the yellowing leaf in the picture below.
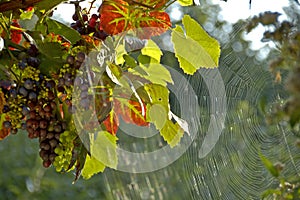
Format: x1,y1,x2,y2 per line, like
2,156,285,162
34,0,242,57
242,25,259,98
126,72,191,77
177,0,193,6
141,40,162,62
161,120,184,148
81,155,106,179
148,104,168,129
129,63,173,86
20,8,35,20
115,44,126,65
171,15,220,74
90,131,118,169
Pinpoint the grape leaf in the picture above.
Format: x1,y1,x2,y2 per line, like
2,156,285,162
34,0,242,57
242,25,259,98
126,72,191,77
124,54,137,68
129,62,173,86
81,155,106,179
37,18,81,44
141,40,162,63
115,44,126,65
90,131,118,169
160,119,184,148
102,110,119,135
144,84,185,147
177,0,193,6
20,8,35,20
35,0,66,13
171,15,220,74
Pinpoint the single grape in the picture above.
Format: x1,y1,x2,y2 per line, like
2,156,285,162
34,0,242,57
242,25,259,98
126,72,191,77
77,52,85,63
72,13,79,21
82,14,88,22
18,87,28,97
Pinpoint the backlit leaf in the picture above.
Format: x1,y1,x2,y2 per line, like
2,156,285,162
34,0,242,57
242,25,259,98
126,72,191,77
81,155,106,179
171,15,220,74
90,131,118,169
177,0,193,6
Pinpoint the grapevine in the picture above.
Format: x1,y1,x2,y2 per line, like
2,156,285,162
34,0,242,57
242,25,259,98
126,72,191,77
0,0,220,181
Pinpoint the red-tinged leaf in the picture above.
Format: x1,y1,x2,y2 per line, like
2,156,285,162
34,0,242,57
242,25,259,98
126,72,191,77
99,0,131,35
10,20,22,45
137,11,171,39
114,99,149,126
99,0,171,38
0,127,10,140
102,111,119,135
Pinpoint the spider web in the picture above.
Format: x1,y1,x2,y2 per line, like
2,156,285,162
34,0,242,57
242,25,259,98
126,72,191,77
95,21,300,200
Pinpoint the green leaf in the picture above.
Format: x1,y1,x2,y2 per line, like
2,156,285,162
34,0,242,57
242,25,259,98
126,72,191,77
148,104,168,129
81,155,106,179
35,0,66,13
38,18,81,44
124,54,137,68
129,62,173,86
171,15,220,74
141,40,162,62
160,120,184,148
115,44,126,65
177,0,193,6
19,8,34,20
37,41,65,58
144,84,169,107
259,151,280,177
36,41,65,75
90,131,118,169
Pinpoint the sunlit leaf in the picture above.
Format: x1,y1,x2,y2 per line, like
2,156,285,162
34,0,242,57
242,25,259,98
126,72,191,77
81,155,106,179
171,15,220,74
90,131,118,169
177,0,193,6
141,40,162,62
160,119,184,148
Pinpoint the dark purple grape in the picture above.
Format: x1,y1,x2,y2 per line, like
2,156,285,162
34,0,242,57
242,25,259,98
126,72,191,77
91,14,98,19
39,120,48,129
54,124,62,133
71,23,77,30
45,80,55,89
95,30,108,40
18,61,27,70
28,91,37,101
11,129,18,134
24,79,34,90
72,13,79,21
3,121,12,129
66,55,75,65
27,44,39,57
77,52,85,63
18,87,28,97
9,88,17,99
82,14,88,22
43,160,51,168
27,57,40,68
2,105,10,113
21,122,27,130
76,20,83,28
22,106,30,116
77,27,86,35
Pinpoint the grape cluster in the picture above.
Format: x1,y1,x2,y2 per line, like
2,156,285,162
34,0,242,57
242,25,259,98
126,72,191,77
53,130,77,172
70,11,108,40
